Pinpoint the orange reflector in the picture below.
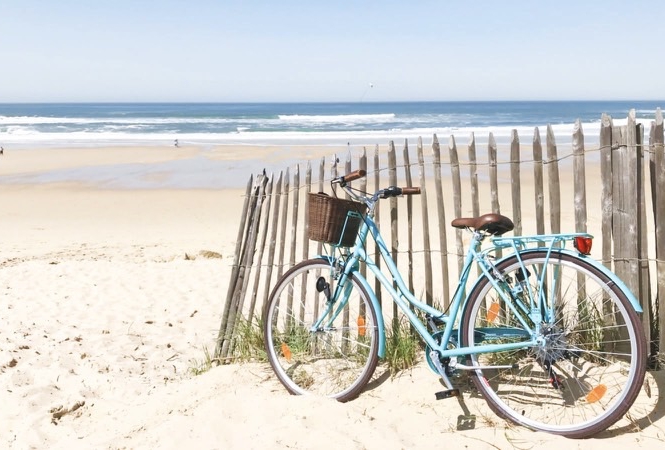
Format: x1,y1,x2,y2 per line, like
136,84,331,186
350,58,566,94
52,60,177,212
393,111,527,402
574,236,593,255
487,302,500,323
586,384,607,403
357,315,366,336
281,342,292,362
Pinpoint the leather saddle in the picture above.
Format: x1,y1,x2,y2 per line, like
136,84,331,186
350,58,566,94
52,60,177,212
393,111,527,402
451,213,514,236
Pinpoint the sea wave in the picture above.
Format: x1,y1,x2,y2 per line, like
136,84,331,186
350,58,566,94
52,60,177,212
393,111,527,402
277,113,396,123
0,123,600,147
0,115,247,125
0,117,655,148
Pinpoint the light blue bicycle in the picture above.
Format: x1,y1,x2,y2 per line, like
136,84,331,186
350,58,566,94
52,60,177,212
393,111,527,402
263,170,647,438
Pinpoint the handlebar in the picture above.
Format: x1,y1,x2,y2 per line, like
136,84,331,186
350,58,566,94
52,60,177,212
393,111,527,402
332,170,421,199
378,186,421,198
332,169,366,185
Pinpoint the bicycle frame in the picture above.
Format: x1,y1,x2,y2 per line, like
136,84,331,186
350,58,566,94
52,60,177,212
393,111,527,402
315,208,642,362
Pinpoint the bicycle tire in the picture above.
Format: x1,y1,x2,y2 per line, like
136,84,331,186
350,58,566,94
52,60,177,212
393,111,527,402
460,250,647,438
263,258,379,402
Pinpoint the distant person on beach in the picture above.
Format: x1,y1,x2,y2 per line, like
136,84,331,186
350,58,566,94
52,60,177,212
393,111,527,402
174,139,179,148
0,146,4,155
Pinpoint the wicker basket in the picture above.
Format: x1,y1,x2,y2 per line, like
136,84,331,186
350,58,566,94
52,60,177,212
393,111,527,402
308,192,366,247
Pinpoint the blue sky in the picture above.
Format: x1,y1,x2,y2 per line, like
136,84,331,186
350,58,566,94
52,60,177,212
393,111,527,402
1,0,663,102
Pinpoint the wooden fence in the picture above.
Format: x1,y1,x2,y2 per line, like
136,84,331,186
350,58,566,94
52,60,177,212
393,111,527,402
215,109,665,364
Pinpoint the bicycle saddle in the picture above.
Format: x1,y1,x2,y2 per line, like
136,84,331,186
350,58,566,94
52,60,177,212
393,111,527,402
451,213,514,236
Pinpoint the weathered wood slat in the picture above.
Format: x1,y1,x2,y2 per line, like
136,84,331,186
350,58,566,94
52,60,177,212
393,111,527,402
299,163,312,323
404,140,415,293
374,145,382,306
510,129,522,236
653,109,665,356
636,121,651,350
488,133,500,214
302,162,312,262
532,128,545,236
432,135,450,308
572,119,587,233
216,176,253,358
359,149,368,280
289,164,300,272
546,125,561,234
450,135,464,273
317,158,324,257
416,137,433,305
220,176,266,358
467,133,482,278
276,168,291,280
617,112,639,299
247,175,275,321
600,115,613,269
388,142,399,322
468,133,480,218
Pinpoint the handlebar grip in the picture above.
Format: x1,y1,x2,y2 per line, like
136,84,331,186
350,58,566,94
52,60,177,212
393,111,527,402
341,169,366,183
401,187,421,195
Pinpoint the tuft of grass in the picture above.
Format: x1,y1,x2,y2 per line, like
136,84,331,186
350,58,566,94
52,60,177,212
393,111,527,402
199,250,223,259
189,345,215,376
384,316,421,375
184,250,223,260
231,315,267,362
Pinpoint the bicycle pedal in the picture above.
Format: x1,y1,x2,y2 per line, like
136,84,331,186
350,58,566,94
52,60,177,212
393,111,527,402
435,389,460,400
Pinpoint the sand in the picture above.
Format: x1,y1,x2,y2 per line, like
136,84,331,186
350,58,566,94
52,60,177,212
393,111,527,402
1,145,664,449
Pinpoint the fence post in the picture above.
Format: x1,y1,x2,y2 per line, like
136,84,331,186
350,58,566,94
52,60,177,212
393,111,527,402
403,140,415,293
612,112,639,299
636,119,651,352
510,129,522,236
546,125,561,234
450,135,464,274
219,175,266,359
416,138,433,305
373,145,382,306
652,109,665,356
533,128,545,235
388,141,399,322
247,175,275,321
216,176,253,359
432,135,450,308
572,119,587,233
600,114,613,270
488,132,500,215
359,149,368,281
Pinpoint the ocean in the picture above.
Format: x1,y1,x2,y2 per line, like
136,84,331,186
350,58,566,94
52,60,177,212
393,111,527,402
1,101,662,188
0,101,662,148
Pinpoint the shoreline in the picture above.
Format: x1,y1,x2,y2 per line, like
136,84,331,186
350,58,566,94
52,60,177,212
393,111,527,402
0,140,586,190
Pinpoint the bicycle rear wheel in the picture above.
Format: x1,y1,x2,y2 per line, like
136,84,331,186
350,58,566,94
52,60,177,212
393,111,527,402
263,258,379,402
460,251,647,438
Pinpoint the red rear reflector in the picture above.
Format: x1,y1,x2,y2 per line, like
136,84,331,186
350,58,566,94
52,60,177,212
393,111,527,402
574,236,593,255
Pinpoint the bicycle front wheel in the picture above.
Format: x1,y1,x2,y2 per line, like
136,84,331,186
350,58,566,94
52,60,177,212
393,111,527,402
263,258,379,402
460,251,647,438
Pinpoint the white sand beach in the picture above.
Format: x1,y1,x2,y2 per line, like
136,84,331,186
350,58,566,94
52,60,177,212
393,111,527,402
1,145,664,449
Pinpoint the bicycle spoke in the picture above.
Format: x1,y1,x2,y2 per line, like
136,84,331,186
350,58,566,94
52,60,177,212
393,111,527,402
461,251,646,438
264,259,379,401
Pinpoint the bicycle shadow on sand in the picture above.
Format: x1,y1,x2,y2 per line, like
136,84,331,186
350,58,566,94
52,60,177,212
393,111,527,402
362,365,665,437
595,368,665,439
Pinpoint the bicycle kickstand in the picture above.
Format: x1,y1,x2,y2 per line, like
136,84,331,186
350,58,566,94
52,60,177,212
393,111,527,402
428,350,461,400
